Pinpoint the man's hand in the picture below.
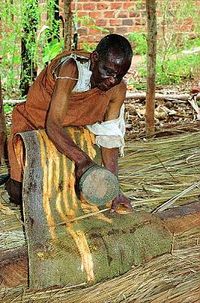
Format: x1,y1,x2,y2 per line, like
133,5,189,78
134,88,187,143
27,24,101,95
110,192,133,213
75,159,97,180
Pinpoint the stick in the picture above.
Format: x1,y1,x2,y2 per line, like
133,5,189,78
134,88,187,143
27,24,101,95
56,207,110,226
126,91,200,101
152,181,200,213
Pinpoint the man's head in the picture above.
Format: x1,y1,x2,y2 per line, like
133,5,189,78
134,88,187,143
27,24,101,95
90,34,133,91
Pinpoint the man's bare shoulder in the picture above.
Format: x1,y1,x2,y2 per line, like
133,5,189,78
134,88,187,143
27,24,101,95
58,58,78,77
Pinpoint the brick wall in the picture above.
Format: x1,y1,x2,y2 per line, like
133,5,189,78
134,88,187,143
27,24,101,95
64,0,147,48
59,0,199,49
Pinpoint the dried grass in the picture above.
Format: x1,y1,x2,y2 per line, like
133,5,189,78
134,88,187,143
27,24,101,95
0,132,200,302
120,132,200,212
1,246,199,303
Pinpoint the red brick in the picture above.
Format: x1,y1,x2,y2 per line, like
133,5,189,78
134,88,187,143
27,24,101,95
104,11,116,18
116,27,130,35
117,11,128,18
179,24,194,31
89,11,102,19
111,2,123,10
109,19,122,26
86,35,99,43
83,3,96,10
129,11,141,18
78,12,88,18
88,28,101,35
97,3,110,10
106,27,114,33
134,25,146,32
71,2,75,10
123,2,134,10
96,19,108,27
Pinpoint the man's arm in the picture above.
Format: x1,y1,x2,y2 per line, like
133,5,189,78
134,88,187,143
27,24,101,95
101,82,133,212
46,59,94,178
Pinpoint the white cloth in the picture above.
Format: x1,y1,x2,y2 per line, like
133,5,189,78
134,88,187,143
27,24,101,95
87,104,125,156
54,53,126,153
55,54,92,92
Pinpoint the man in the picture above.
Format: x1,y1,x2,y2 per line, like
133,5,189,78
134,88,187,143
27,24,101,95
5,33,133,212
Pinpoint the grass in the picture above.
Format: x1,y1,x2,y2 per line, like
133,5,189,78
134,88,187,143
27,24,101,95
128,50,200,90
128,35,200,90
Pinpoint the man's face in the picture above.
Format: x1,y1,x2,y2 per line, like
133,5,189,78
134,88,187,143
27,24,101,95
90,50,131,91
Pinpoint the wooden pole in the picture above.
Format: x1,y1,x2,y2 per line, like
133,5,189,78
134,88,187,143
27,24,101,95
63,0,73,50
0,77,7,164
145,0,157,137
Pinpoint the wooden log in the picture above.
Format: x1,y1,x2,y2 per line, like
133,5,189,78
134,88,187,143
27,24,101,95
126,91,200,101
18,128,172,289
0,201,200,289
157,201,200,234
3,92,200,105
0,247,28,288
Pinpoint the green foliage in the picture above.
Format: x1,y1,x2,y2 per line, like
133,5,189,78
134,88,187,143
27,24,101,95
3,104,14,114
1,0,200,97
128,32,147,55
0,0,22,98
182,37,200,50
1,0,111,99
82,43,96,53
0,0,64,99
156,53,200,85
42,39,64,64
129,47,200,90
128,0,200,90
73,14,109,34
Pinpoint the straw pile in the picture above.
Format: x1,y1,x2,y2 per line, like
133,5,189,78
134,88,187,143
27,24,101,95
1,245,199,302
0,131,200,302
120,132,200,212
0,191,25,251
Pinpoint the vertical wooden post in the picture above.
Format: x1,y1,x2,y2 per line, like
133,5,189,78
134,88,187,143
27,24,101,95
145,0,157,137
63,0,73,50
0,77,7,164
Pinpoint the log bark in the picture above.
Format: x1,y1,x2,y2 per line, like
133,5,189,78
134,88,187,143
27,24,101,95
20,129,171,289
157,201,200,234
1,201,200,289
145,0,157,137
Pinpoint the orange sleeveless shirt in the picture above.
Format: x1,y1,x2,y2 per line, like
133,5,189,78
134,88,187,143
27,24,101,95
11,50,118,134
8,50,119,181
